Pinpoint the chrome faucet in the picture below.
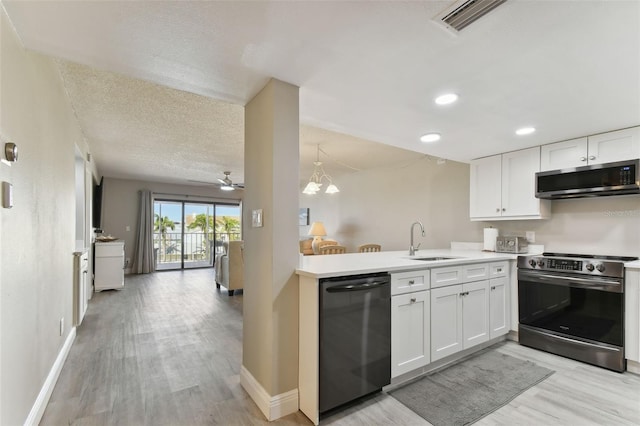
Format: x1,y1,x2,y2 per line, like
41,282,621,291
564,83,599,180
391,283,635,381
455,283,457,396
410,221,425,256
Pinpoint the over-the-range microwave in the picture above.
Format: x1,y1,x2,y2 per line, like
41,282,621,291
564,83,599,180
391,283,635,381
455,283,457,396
536,159,640,199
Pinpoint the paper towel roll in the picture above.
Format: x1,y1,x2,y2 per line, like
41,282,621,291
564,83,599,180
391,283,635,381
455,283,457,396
483,228,499,251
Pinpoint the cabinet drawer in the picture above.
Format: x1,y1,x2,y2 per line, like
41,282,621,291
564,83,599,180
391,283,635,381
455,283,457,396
431,266,463,288
391,270,429,295
463,263,489,282
95,243,124,257
490,261,508,278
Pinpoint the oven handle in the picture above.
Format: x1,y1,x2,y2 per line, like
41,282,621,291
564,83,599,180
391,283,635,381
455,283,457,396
518,270,623,293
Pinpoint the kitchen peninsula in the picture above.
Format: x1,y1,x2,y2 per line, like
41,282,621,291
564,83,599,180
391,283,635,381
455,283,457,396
296,249,518,425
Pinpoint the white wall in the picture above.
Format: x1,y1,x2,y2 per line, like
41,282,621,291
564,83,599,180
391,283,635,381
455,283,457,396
300,157,486,252
0,9,93,424
101,177,244,266
487,196,640,257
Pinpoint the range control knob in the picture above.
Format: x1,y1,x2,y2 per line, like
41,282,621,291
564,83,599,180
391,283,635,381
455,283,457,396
596,264,606,273
537,260,545,267
529,259,537,267
586,263,595,271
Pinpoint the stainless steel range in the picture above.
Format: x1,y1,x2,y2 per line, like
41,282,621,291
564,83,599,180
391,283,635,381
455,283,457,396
517,252,638,372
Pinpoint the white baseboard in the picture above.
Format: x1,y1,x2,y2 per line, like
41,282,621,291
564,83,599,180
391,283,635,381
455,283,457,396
627,360,640,375
240,365,298,421
24,327,76,426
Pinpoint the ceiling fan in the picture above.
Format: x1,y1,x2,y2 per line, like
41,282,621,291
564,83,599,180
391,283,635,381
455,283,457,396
187,171,244,191
217,171,244,191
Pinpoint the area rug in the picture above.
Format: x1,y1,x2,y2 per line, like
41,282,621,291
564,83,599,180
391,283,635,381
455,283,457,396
389,346,554,426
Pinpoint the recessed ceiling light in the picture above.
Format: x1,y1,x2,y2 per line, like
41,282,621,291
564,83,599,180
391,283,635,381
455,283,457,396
516,127,536,136
435,93,459,105
420,133,441,143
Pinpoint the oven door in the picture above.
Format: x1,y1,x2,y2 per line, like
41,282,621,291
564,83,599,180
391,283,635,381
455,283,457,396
518,270,624,347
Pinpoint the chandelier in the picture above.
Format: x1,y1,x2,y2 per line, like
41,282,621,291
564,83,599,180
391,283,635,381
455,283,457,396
302,145,339,195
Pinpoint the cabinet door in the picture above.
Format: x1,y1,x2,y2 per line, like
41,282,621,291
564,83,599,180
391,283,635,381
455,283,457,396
462,280,490,349
470,155,502,219
431,285,463,361
501,147,544,217
490,276,509,339
625,270,640,364
588,127,640,165
391,291,430,377
540,137,588,171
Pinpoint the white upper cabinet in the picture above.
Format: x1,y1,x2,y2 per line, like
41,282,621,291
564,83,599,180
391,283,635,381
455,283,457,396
469,155,502,219
541,127,640,171
540,137,588,171
470,147,550,221
588,127,640,165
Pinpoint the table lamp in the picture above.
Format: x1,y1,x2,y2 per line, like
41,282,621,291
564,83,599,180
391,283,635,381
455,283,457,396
308,221,327,254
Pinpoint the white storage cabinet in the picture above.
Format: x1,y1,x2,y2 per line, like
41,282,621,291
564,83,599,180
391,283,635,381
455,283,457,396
431,263,490,361
73,250,89,325
470,147,550,221
390,270,430,378
94,241,125,291
625,269,640,373
431,262,509,362
541,126,640,171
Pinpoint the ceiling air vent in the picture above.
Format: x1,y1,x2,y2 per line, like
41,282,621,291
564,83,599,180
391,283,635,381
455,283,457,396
436,0,507,32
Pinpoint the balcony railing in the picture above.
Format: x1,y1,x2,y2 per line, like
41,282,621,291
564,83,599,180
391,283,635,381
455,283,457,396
153,231,241,267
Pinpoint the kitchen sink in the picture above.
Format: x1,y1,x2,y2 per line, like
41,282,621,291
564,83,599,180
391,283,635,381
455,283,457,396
410,256,460,261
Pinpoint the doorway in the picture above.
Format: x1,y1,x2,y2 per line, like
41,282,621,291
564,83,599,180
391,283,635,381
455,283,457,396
154,200,241,271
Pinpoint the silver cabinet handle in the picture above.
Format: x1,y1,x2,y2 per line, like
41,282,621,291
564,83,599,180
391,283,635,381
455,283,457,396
491,286,496,290
410,297,416,303
502,208,506,212
589,155,596,160
496,208,500,213
497,268,502,272
580,156,587,161
408,280,415,285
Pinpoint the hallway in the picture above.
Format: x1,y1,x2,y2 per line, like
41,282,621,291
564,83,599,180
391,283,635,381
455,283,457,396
40,270,308,425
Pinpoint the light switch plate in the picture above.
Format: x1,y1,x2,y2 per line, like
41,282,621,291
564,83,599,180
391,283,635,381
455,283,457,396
252,209,263,228
2,181,13,208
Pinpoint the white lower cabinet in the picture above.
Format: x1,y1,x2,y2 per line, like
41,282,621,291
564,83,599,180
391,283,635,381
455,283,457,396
391,290,430,377
489,276,509,338
431,280,490,362
625,270,640,365
431,284,463,361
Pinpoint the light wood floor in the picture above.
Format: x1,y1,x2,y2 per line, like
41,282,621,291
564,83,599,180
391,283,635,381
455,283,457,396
41,269,640,425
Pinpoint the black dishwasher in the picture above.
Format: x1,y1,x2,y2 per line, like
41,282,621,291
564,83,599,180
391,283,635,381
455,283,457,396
319,272,391,414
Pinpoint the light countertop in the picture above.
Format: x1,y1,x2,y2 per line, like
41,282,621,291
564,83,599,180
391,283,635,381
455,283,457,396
296,249,518,279
626,260,640,270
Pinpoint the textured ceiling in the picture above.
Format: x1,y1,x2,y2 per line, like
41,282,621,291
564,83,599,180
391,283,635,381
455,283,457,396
3,0,640,186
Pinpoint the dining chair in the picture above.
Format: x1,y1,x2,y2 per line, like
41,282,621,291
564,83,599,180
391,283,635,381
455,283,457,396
317,240,339,252
358,244,381,253
319,245,347,255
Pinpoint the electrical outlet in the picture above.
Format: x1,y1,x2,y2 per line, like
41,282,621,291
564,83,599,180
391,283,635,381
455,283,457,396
125,225,131,232
526,231,535,243
59,318,64,336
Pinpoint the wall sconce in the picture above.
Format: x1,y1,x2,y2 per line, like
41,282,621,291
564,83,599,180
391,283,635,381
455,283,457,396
4,142,18,162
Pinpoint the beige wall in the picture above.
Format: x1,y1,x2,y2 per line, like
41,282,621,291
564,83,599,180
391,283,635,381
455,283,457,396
300,157,486,252
243,79,299,397
301,157,640,258
101,177,243,266
0,9,93,424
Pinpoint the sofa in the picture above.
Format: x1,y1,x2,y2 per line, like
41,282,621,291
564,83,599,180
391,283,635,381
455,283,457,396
215,240,243,296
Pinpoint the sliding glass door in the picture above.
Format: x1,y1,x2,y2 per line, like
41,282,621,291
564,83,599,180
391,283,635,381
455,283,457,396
154,200,241,271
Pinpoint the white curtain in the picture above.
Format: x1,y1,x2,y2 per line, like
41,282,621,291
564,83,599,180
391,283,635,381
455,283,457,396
131,190,155,274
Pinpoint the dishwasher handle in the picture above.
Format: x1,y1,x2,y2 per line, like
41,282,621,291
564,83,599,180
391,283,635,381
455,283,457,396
326,280,389,293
